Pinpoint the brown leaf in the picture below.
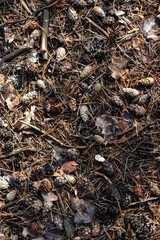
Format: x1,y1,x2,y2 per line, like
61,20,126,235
109,56,128,80
0,93,20,110
4,26,16,43
53,167,64,177
14,106,35,130
41,192,58,202
61,161,78,174
0,74,4,84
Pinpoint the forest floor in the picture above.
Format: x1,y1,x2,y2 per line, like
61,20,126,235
0,0,159,239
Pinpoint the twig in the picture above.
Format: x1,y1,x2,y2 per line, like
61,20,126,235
0,147,36,160
2,47,32,62
20,0,33,15
41,9,49,61
20,120,86,149
0,19,26,29
85,17,109,38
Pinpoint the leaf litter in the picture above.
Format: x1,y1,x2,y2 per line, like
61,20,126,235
0,0,159,239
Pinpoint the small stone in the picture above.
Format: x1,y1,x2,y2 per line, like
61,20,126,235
56,47,66,62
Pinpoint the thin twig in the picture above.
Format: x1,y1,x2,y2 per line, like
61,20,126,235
20,120,86,149
85,17,109,38
41,9,49,60
0,147,36,160
20,0,33,15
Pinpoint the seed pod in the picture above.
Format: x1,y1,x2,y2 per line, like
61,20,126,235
129,104,145,117
67,7,78,23
134,184,143,197
6,190,17,201
41,179,52,192
79,105,89,122
56,47,66,62
138,77,154,86
30,222,42,235
92,221,101,236
68,98,77,111
110,95,123,107
121,88,140,98
36,80,46,90
44,101,51,112
80,65,93,79
22,91,38,105
93,6,105,18
93,134,105,145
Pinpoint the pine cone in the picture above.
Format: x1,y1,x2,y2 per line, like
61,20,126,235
121,193,132,208
81,177,95,195
2,141,13,152
32,200,43,214
22,91,38,105
67,7,78,23
53,214,64,230
25,189,39,206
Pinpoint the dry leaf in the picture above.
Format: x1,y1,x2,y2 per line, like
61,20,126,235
41,192,58,202
0,73,4,84
53,167,64,177
61,161,78,174
5,93,20,110
109,56,128,80
14,105,35,130
142,17,160,41
4,26,16,43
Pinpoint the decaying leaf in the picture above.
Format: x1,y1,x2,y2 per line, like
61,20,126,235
109,56,128,80
41,192,58,202
95,115,118,144
0,93,20,110
4,26,16,43
149,182,160,196
142,17,160,41
14,105,35,130
61,161,78,174
71,197,95,224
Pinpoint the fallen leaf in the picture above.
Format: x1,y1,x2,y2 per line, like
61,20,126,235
41,192,58,202
0,73,4,84
61,161,78,174
14,106,36,130
4,26,16,43
142,17,160,41
71,197,95,224
109,56,128,80
5,93,20,110
53,167,64,177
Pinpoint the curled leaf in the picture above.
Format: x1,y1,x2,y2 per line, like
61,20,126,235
61,161,78,174
109,56,128,80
